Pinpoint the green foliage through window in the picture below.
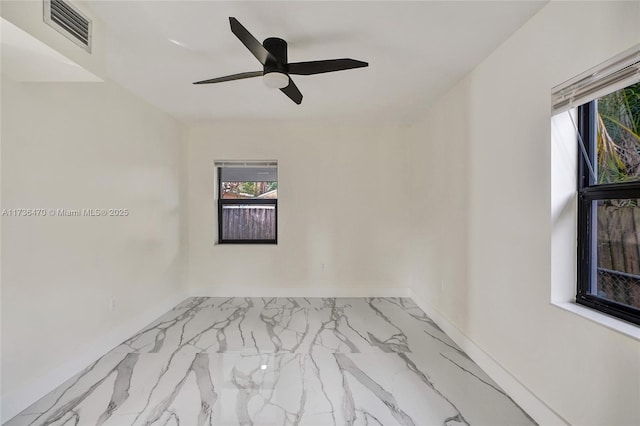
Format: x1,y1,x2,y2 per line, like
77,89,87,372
221,181,278,199
597,81,640,184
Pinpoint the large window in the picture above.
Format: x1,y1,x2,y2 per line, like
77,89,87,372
216,163,277,244
577,81,640,325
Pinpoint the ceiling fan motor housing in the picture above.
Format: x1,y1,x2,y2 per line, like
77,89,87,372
263,37,288,74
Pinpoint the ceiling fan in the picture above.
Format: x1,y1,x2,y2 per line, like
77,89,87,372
193,17,369,105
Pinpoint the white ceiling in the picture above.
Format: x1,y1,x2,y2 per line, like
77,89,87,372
85,1,547,125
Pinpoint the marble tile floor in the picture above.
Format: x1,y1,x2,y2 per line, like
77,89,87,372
5,297,536,426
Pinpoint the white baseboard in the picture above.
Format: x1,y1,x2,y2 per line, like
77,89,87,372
409,288,568,426
0,291,188,424
190,286,410,298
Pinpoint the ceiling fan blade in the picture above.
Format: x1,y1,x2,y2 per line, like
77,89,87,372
229,17,275,65
193,71,262,85
287,59,368,75
280,77,303,104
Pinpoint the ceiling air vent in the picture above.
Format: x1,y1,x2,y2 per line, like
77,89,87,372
43,0,92,52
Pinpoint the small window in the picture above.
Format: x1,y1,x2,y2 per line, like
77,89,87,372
216,163,277,244
577,81,640,325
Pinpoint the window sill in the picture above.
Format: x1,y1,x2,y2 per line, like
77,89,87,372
551,301,640,341
216,241,278,245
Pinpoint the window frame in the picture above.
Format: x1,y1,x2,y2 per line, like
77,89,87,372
217,167,278,245
576,101,640,326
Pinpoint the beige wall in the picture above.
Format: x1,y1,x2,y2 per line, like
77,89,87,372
406,2,640,425
187,123,411,295
0,76,188,419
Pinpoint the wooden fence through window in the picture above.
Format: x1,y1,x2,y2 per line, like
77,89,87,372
221,205,276,240
597,205,640,307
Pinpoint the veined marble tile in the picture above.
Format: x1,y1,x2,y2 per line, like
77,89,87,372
114,298,442,355
5,298,536,426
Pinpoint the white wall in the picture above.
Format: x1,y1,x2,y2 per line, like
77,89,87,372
0,75,188,420
407,2,640,425
187,123,411,296
1,2,189,420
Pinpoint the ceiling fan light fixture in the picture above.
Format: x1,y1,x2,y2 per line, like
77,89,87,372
263,72,289,89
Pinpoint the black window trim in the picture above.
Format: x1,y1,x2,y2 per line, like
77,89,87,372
576,101,640,326
217,167,278,245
